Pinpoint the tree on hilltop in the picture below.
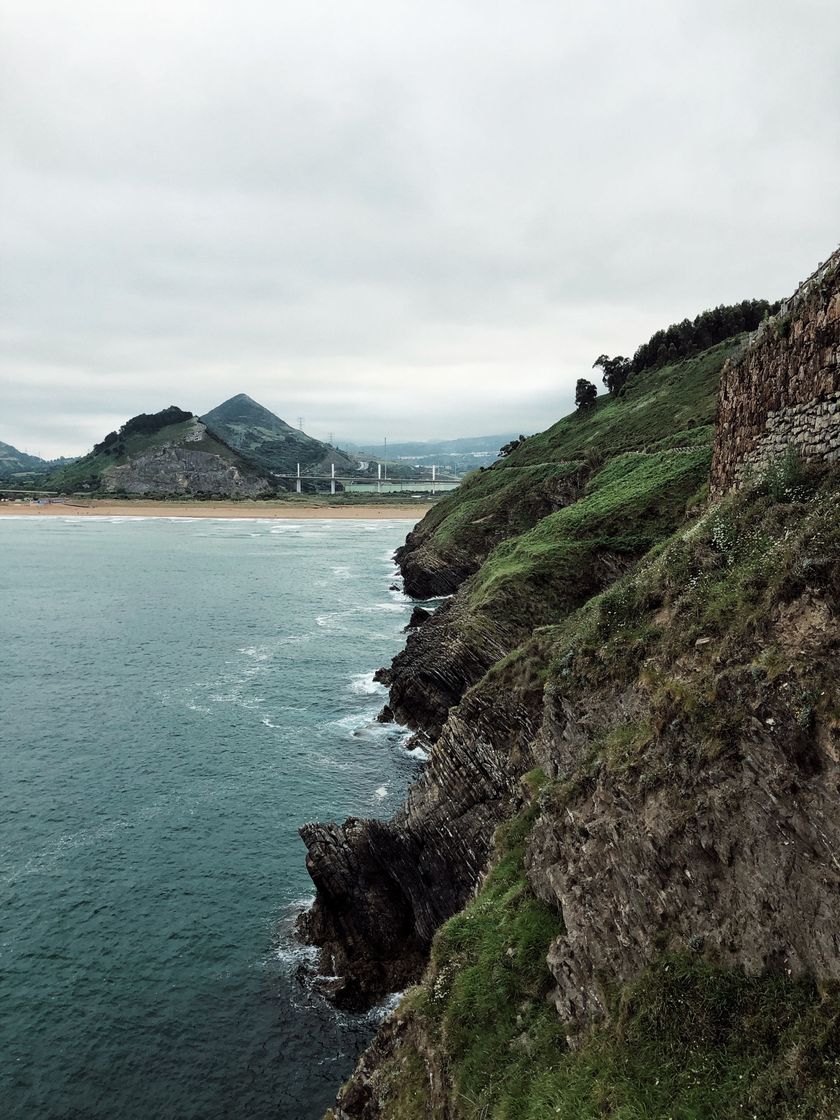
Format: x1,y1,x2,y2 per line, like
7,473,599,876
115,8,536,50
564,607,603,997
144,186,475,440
593,354,631,395
575,379,597,409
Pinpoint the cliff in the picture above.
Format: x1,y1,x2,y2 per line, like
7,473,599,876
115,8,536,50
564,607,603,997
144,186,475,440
302,251,840,1119
48,412,276,498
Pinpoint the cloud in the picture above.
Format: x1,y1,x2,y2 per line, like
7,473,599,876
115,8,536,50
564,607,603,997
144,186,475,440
1,0,838,455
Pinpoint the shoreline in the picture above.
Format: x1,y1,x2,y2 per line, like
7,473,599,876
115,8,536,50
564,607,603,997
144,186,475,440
0,499,431,521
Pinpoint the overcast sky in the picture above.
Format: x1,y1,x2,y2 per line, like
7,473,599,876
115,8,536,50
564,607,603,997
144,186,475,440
1,0,838,457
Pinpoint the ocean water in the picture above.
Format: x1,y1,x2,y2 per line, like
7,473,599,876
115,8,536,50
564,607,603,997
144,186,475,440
0,516,424,1120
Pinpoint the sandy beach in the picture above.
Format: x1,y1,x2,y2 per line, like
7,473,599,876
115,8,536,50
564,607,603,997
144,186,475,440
0,499,432,520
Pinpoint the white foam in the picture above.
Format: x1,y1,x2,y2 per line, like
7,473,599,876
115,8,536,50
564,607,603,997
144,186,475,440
373,784,389,800
405,745,430,761
329,708,381,733
348,672,385,696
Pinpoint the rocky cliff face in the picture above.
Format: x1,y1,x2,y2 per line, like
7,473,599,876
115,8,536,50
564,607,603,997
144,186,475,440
299,666,545,1008
304,250,840,1119
104,420,274,497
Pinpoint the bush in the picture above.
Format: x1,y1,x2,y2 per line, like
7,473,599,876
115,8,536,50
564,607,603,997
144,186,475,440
764,446,805,502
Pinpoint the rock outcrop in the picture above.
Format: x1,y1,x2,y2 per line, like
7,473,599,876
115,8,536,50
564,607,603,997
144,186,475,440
298,673,545,1007
105,421,274,497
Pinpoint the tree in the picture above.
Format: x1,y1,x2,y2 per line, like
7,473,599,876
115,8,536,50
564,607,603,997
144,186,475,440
593,354,631,395
575,379,597,409
499,435,526,457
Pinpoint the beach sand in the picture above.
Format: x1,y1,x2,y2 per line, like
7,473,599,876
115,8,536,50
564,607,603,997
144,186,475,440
0,499,431,521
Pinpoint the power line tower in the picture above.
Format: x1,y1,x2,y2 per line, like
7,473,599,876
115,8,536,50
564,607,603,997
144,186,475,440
297,417,304,431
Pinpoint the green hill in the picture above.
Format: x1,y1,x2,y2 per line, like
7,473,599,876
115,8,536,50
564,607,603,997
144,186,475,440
396,335,737,598
47,406,277,498
0,440,47,476
201,394,357,477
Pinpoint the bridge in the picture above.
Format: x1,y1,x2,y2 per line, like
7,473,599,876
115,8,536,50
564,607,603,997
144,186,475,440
280,463,461,495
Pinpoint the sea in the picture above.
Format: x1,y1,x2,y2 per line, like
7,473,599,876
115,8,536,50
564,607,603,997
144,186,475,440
0,515,427,1120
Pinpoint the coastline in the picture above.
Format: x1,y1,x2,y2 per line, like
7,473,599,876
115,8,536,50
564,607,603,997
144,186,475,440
0,499,431,520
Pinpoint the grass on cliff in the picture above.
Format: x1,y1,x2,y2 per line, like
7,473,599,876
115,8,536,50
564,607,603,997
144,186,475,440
392,794,840,1120
407,335,739,573
531,463,840,775
464,446,712,626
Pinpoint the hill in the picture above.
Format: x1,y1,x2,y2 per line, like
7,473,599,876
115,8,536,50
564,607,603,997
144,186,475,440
47,406,277,498
0,440,47,476
201,394,356,477
300,248,840,1119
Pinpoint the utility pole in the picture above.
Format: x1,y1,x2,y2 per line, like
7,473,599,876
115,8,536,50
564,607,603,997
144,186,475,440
383,437,387,482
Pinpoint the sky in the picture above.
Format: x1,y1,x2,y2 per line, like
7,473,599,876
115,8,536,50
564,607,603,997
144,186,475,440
1,0,838,458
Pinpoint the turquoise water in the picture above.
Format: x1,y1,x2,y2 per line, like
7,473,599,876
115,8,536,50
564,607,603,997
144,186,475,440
0,516,423,1120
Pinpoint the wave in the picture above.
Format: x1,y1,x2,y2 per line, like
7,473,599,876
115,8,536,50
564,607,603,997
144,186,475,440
348,671,385,696
327,705,384,733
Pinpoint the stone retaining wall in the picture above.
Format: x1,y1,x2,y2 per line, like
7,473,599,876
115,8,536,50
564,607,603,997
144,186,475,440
710,248,840,492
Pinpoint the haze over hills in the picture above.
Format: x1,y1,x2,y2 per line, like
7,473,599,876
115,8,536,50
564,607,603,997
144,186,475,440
0,440,47,476
0,440,77,480
202,394,357,477
346,433,518,475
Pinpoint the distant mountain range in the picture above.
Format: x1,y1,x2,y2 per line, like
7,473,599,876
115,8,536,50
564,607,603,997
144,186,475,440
0,441,77,479
348,434,518,459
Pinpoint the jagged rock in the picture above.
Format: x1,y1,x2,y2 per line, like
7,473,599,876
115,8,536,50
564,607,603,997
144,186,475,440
296,818,428,1009
403,605,431,631
298,680,544,1005
106,440,273,497
376,705,395,724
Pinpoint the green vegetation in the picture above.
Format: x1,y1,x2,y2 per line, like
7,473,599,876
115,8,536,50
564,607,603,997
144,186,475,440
93,405,193,455
594,297,779,395
201,393,355,476
362,455,840,1119
419,461,583,551
387,793,840,1120
406,337,739,582
465,446,711,626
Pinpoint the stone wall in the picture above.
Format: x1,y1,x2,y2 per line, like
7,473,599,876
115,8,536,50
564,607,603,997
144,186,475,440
710,248,840,493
